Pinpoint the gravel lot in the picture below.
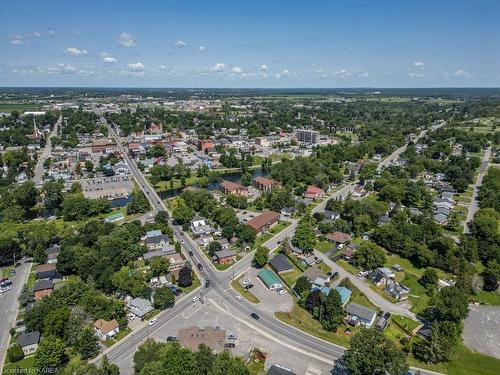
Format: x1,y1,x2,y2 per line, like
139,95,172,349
463,304,500,358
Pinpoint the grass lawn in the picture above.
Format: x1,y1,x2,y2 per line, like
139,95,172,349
179,273,201,294
318,262,332,274
26,269,37,289
231,275,260,303
254,233,272,248
103,327,132,348
1,265,14,278
337,260,359,275
474,290,500,305
3,355,35,372
0,103,41,112
315,240,334,254
392,315,420,334
400,274,430,314
275,303,353,347
143,309,161,321
277,264,303,288
444,344,500,375
154,175,199,192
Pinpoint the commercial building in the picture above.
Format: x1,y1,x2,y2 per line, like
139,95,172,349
296,129,318,145
258,268,283,290
246,210,280,233
178,326,226,353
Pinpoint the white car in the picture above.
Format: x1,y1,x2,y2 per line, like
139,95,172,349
127,313,136,320
235,295,242,301
357,271,369,277
148,318,158,326
277,289,287,295
242,279,251,286
192,296,200,303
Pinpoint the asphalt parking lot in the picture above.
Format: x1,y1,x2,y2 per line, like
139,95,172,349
150,301,331,375
239,267,293,315
235,209,258,223
463,304,500,358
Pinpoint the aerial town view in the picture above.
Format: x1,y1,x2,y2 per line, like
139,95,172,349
0,1,499,375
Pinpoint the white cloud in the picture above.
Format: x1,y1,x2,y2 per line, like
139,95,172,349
281,69,290,76
409,72,424,78
117,32,136,47
128,62,145,70
48,30,56,36
232,66,244,74
335,69,352,78
198,46,206,52
11,35,24,45
210,63,226,72
454,69,471,78
159,64,169,70
175,40,187,47
259,64,268,71
66,47,88,57
413,61,424,68
275,73,281,79
32,32,41,37
102,56,118,64
57,63,77,73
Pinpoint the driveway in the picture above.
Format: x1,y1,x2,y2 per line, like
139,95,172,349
314,251,416,319
463,304,500,358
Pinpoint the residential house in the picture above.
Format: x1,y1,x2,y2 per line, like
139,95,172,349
280,207,295,218
352,186,367,198
325,232,352,248
36,263,60,280
113,161,129,175
16,331,40,355
94,319,120,340
246,210,280,234
303,266,327,282
45,244,60,264
178,326,226,353
385,279,410,301
146,234,170,251
258,268,283,290
303,186,324,200
253,176,279,193
369,267,396,286
128,297,153,318
220,180,248,196
377,215,390,226
213,249,237,265
345,303,377,327
190,215,214,237
167,253,187,271
33,279,54,300
303,255,317,267
323,210,340,221
143,245,176,261
105,212,124,223
269,254,294,274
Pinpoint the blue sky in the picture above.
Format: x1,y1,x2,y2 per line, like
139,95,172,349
0,0,498,87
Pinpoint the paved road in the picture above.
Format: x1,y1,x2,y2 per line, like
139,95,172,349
463,146,491,233
102,120,442,375
314,251,416,319
33,116,61,186
0,260,33,370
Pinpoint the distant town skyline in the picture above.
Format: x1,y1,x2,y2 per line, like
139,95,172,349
0,0,499,88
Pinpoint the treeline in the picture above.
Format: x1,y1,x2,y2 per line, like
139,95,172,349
0,111,58,146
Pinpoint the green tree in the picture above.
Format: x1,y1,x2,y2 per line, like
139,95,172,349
15,181,38,210
172,198,195,226
292,217,316,253
344,329,408,375
294,276,312,296
153,287,175,309
432,286,469,322
2,205,25,223
149,257,170,277
419,269,439,293
196,344,215,375
177,266,193,287
44,306,70,340
111,266,147,297
7,344,24,363
321,290,344,331
208,241,222,257
33,245,48,264
355,242,386,270
42,180,64,209
133,339,165,374
75,326,100,360
18,284,33,307
413,320,461,363
34,335,68,371
252,246,269,267
240,172,252,186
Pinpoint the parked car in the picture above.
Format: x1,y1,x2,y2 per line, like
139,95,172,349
277,289,287,295
250,312,259,320
10,270,16,276
166,336,178,342
357,271,369,277
235,295,242,301
192,296,200,303
245,284,254,289
148,318,158,326
228,333,238,340
330,271,339,280
127,313,135,320
224,343,236,348
242,279,251,286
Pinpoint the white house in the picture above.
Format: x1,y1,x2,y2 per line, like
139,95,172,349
94,319,120,340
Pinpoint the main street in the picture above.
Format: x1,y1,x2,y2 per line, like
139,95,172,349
33,115,61,186
102,119,441,375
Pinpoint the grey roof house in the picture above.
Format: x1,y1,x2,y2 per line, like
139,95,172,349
269,254,294,274
345,303,377,327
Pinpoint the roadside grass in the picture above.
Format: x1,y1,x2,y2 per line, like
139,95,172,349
1,265,14,278
3,355,35,372
143,309,161,321
231,275,260,303
154,176,199,192
444,344,500,375
336,260,359,275
26,269,37,289
102,327,132,348
254,221,289,249
179,273,200,294
318,262,332,275
474,290,500,306
315,240,333,254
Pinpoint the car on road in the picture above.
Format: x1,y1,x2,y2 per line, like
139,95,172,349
235,295,242,301
250,313,260,320
197,263,203,270
357,271,369,277
166,336,178,342
205,280,211,288
148,318,158,326
10,269,16,276
228,333,238,340
329,271,339,280
188,251,193,256
181,239,185,244
192,296,200,303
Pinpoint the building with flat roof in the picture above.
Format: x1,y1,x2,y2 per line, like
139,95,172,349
296,129,318,145
258,268,283,290
246,210,280,233
177,326,226,353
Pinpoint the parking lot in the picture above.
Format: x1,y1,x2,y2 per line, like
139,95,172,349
238,267,294,315
150,301,331,375
463,304,500,358
235,209,258,224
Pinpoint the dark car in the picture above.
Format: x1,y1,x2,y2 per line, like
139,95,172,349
197,263,203,270
224,342,236,348
166,336,178,342
245,284,254,289
250,313,260,320
10,269,16,276
188,251,193,256
205,280,211,288
330,271,339,280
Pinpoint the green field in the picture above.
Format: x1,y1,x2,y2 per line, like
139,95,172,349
0,103,41,113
